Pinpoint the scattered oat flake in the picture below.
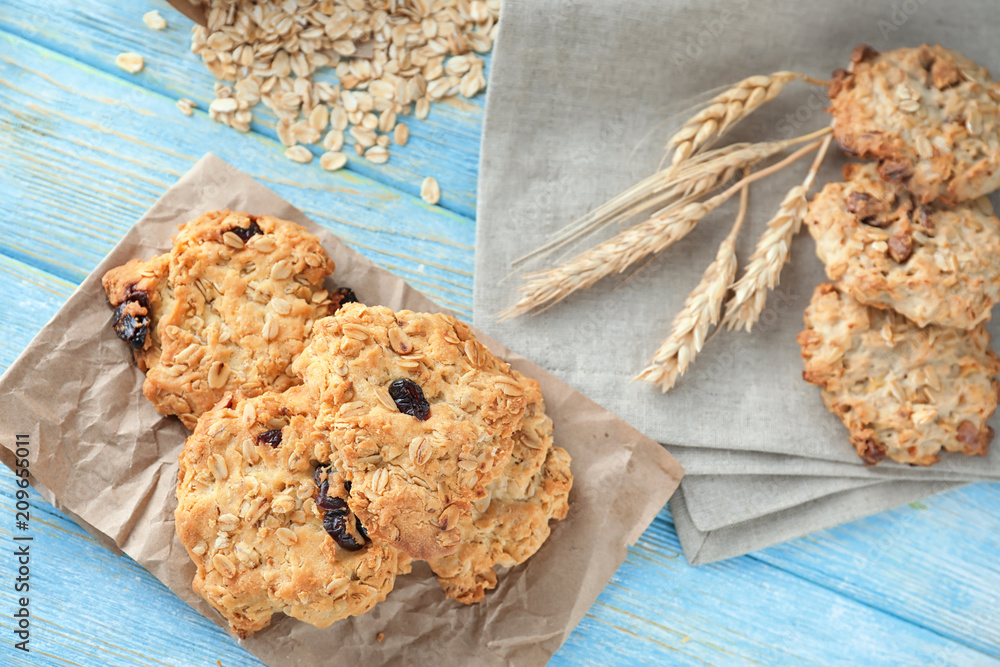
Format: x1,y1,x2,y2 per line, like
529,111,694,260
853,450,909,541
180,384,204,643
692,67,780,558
285,146,313,163
115,52,144,74
176,98,195,116
376,632,385,643
421,176,441,205
394,123,409,147
187,1,499,165
143,10,167,31
365,146,389,164
320,151,348,171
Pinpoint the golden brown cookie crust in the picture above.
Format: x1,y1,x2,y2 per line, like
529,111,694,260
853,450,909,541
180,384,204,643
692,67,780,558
829,44,1000,205
805,162,1000,329
798,283,1000,466
292,303,529,561
175,388,410,638
426,375,572,604
102,210,336,429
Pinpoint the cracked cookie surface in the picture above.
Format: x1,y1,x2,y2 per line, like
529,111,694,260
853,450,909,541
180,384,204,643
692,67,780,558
102,210,336,429
426,375,572,603
829,44,1000,205
805,162,1000,329
292,303,529,561
175,387,410,638
797,283,1000,466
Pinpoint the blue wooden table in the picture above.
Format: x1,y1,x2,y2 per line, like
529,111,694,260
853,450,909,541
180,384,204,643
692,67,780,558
1,2,998,665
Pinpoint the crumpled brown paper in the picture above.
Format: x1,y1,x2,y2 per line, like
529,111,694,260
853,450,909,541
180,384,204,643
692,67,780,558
0,154,683,666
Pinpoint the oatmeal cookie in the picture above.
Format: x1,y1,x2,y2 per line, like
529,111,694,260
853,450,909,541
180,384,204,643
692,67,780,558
829,44,1000,205
426,376,572,604
292,303,529,561
797,283,1000,466
805,162,1000,329
102,210,336,429
175,388,410,638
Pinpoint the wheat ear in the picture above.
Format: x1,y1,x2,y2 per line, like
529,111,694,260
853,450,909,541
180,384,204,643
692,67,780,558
666,71,828,166
634,182,750,391
514,127,832,268
722,134,833,332
502,140,824,319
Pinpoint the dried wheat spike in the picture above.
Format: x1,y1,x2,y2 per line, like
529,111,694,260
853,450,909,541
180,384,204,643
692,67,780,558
667,71,813,165
722,134,834,332
503,197,725,319
503,138,826,318
516,129,831,268
635,184,750,392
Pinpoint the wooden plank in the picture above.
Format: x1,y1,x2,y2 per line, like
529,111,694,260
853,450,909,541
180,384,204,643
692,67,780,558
0,469,265,667
0,255,73,372
552,509,999,666
752,482,1000,657
2,6,999,664
0,0,487,219
0,29,474,317
0,456,993,666
0,258,995,666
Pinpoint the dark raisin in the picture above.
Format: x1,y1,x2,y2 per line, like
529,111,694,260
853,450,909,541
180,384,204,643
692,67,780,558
344,479,352,493
388,379,430,420
356,517,369,541
330,287,360,312
256,429,283,448
887,232,914,263
111,288,151,350
851,45,879,64
313,464,329,486
915,207,934,232
828,68,849,99
878,160,911,184
229,218,263,243
319,494,349,514
858,437,887,465
956,420,993,455
323,513,364,551
845,192,871,215
112,302,149,350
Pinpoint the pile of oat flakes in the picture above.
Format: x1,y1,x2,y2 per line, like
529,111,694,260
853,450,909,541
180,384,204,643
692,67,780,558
184,0,499,188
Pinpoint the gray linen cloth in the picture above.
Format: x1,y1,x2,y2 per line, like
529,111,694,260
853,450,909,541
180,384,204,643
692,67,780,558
475,0,1000,561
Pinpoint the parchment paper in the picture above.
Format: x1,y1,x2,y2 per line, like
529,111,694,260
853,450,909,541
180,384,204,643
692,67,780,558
475,0,1000,473
0,155,683,666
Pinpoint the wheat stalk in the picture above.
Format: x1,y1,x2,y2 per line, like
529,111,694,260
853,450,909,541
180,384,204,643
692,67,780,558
666,71,828,166
722,134,833,332
513,127,832,268
635,182,750,392
502,139,825,318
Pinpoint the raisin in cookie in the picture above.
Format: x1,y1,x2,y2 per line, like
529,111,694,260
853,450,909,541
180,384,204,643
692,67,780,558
175,387,410,637
797,283,1000,466
805,162,1000,329
292,303,528,561
829,44,1000,205
102,210,336,429
426,375,572,603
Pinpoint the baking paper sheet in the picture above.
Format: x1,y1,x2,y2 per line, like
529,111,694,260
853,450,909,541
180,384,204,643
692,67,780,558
0,154,683,666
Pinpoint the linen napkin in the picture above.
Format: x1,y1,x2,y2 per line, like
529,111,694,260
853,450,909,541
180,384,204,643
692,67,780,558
474,0,1000,561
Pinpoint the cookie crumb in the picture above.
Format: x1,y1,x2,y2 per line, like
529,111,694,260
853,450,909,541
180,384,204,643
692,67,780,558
376,632,385,643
